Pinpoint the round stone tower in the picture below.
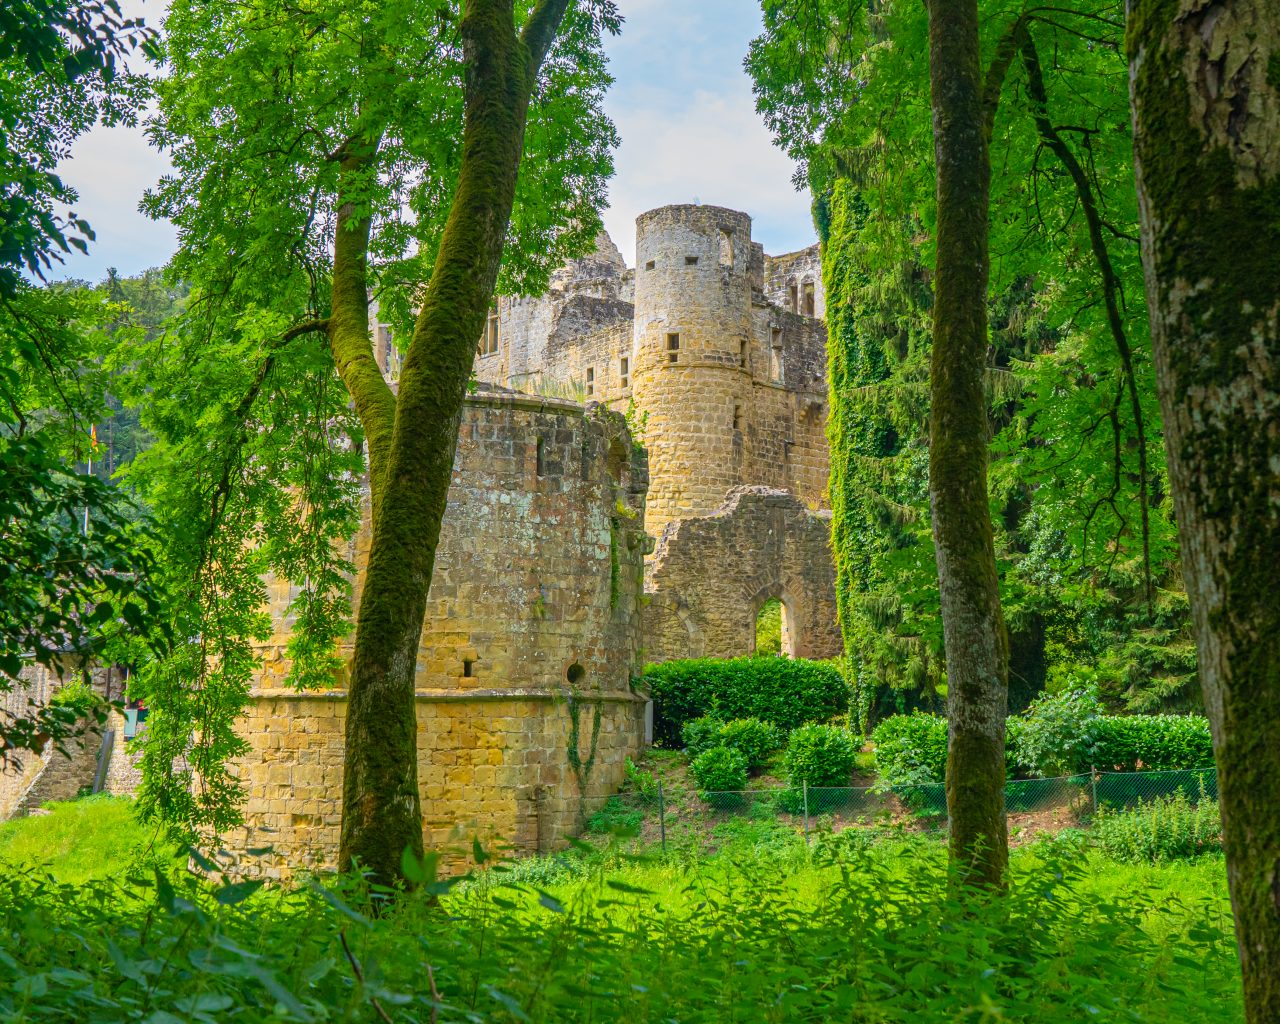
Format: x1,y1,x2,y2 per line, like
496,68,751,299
631,204,755,539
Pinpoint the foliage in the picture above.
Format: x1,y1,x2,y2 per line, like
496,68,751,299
119,0,622,845
753,597,782,656
783,723,858,788
645,657,850,748
873,703,1215,784
0,818,1243,1023
0,0,152,294
1094,792,1223,863
1013,687,1105,778
871,711,948,787
1093,714,1215,773
716,718,783,771
689,746,749,802
748,0,1194,716
622,757,660,806
681,715,780,770
679,715,724,760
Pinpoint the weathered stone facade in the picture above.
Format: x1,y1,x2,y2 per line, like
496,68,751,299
223,389,650,876
643,487,840,662
0,663,142,819
454,203,840,663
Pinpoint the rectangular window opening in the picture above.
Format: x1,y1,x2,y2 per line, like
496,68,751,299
739,339,748,368
787,283,798,313
536,437,545,477
685,255,699,266
802,281,816,317
620,356,629,389
771,339,784,383
478,309,499,357
586,366,594,396
733,404,743,431
645,259,656,270
719,229,734,267
463,659,474,678
666,333,680,364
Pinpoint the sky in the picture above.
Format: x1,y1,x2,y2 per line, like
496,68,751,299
53,0,816,283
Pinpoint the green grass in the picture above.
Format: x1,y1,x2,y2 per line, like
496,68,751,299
0,794,180,885
0,796,1243,1023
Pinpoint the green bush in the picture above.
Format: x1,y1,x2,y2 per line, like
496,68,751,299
872,699,1215,784
717,718,782,770
680,716,724,760
871,712,947,785
645,657,849,747
49,678,106,719
1014,688,1103,777
689,745,749,799
1094,791,1223,862
623,758,660,806
783,724,858,788
1093,714,1214,772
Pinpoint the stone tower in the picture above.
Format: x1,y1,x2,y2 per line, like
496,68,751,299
631,205,757,539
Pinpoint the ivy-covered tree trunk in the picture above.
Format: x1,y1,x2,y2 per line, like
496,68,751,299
1127,4,1280,1018
925,0,1009,887
337,0,575,886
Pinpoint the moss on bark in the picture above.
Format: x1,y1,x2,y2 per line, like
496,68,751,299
337,0,576,890
926,0,1009,888
1128,2,1280,1017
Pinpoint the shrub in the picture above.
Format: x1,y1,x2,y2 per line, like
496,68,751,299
49,679,106,719
1094,791,1223,862
645,657,849,747
680,716,724,760
716,718,782,770
689,746,749,808
623,757,660,806
1014,688,1103,777
783,724,858,788
1093,714,1214,772
871,712,947,785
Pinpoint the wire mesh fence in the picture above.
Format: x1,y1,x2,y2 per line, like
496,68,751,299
613,767,1221,849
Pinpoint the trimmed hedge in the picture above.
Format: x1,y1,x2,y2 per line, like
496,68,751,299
1093,715,1214,772
783,724,858,788
645,657,850,748
871,707,1215,785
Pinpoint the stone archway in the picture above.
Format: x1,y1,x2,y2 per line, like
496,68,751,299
643,486,840,663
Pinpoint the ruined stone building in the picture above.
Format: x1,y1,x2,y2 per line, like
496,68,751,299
2,205,842,879
468,203,840,663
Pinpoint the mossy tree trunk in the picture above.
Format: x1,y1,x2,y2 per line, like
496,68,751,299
335,0,576,887
925,0,1010,888
1127,3,1280,1017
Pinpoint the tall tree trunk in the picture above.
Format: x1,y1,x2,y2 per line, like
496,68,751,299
1127,3,1280,1018
338,0,575,887
926,0,1010,887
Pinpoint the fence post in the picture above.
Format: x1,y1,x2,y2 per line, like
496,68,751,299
802,780,810,843
1091,765,1099,816
657,781,666,854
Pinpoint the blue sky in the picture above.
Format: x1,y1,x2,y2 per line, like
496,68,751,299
54,0,816,283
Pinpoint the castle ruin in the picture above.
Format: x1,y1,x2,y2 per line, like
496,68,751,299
2,204,841,876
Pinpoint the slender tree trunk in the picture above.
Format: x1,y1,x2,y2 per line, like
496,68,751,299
338,0,575,887
1127,3,1280,1017
926,0,1009,887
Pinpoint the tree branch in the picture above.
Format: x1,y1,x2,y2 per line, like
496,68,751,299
519,0,573,70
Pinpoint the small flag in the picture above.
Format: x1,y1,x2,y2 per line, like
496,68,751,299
90,424,99,451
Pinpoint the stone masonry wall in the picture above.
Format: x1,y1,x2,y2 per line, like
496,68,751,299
644,486,841,663
218,690,644,880
230,389,650,877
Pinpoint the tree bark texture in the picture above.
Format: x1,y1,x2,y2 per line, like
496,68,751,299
1127,2,1280,1017
337,0,574,887
926,0,1010,887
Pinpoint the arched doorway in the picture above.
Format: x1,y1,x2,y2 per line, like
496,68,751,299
753,595,794,657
